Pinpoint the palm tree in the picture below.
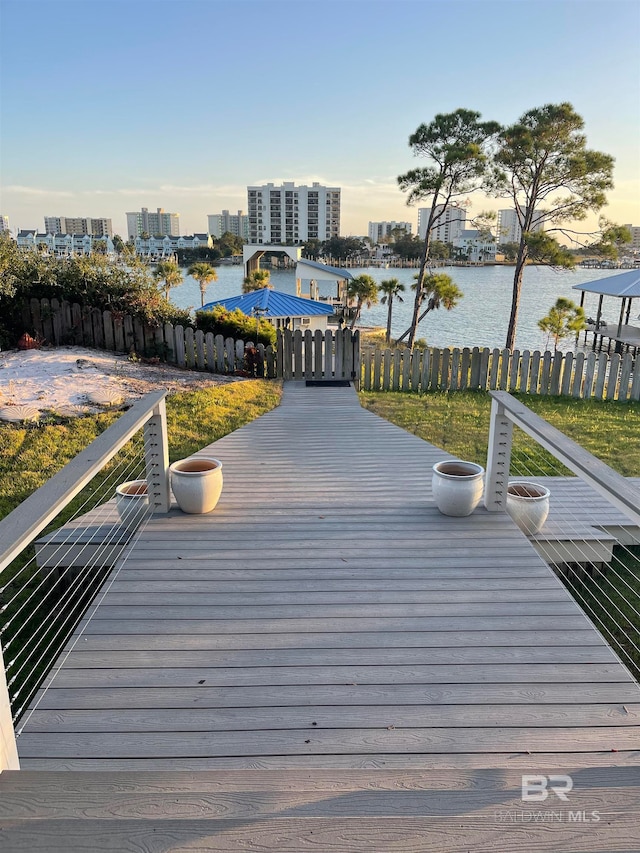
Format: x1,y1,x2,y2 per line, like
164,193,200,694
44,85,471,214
378,278,406,344
188,261,218,307
346,274,378,330
242,268,271,293
154,259,183,301
410,272,463,328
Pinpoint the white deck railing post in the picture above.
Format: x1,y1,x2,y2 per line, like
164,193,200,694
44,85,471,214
484,397,513,511
0,645,19,771
144,397,170,514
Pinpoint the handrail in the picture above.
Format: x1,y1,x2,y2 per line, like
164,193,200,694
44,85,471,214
0,390,168,573
0,390,169,771
485,390,640,527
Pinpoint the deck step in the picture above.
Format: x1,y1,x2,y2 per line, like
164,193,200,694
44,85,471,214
1,767,639,851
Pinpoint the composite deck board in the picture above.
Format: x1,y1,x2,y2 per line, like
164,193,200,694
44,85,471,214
2,767,639,852
17,382,640,774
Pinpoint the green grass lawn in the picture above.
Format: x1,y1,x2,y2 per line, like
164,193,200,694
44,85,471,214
359,390,640,476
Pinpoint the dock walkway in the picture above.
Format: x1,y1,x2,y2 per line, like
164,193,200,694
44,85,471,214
16,381,640,771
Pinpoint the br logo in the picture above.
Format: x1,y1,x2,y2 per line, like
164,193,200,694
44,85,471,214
521,774,573,802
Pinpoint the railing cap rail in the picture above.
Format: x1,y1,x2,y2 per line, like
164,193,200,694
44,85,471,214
490,390,640,526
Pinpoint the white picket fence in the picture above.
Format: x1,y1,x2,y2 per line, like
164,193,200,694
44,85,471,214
361,345,640,401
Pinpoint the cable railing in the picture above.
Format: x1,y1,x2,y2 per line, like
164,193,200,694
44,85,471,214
485,390,640,681
0,391,169,771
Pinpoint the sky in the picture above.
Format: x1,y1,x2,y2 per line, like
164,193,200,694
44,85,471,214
1,0,639,238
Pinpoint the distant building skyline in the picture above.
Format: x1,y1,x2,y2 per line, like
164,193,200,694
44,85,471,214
126,207,180,239
208,210,249,241
418,206,467,243
43,216,113,237
368,221,412,244
496,208,546,245
247,182,340,245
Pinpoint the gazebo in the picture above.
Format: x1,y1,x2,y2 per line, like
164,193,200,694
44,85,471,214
572,269,640,352
200,287,335,333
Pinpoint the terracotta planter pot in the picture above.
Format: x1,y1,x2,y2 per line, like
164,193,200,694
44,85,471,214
170,457,223,514
432,460,485,517
115,479,149,529
506,482,550,535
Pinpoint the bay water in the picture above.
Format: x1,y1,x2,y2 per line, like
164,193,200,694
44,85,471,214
169,265,628,352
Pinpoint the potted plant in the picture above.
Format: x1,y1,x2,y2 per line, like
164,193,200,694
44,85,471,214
115,479,149,529
432,460,484,517
170,456,223,514
506,482,550,535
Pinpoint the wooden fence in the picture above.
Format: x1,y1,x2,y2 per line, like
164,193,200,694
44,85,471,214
24,299,639,399
361,345,640,402
24,298,359,382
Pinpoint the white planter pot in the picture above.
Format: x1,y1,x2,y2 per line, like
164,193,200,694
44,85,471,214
170,457,223,514
432,460,484,517
506,482,550,535
115,480,149,529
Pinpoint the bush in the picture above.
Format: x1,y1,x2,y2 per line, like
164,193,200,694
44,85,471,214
0,238,192,344
195,306,276,347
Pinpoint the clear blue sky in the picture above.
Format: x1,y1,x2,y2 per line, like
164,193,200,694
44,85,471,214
1,0,639,236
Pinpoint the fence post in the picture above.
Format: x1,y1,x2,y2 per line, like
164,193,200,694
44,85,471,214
484,396,513,512
0,644,19,770
144,397,170,514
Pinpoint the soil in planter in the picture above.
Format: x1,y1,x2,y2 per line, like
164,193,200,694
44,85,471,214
119,481,147,495
438,463,480,477
174,460,219,473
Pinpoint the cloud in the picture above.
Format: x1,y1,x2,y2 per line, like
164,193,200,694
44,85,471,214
3,185,75,198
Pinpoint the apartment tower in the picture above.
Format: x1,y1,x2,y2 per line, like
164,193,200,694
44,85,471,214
247,182,341,244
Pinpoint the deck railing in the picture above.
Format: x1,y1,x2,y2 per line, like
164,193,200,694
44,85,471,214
485,390,640,678
0,391,169,771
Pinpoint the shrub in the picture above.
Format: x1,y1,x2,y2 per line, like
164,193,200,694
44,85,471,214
195,306,276,347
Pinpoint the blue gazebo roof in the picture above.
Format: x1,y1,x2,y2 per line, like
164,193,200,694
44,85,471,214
572,269,640,299
200,288,334,318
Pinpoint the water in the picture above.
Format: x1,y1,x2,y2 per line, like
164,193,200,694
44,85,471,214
169,264,628,352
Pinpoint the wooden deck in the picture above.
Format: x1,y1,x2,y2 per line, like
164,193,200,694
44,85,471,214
2,381,640,850
15,381,640,771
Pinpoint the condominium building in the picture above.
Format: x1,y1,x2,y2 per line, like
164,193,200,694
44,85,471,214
247,182,341,245
368,221,412,244
208,210,249,240
0,215,9,233
623,225,640,252
134,234,213,259
417,205,466,242
43,216,113,237
496,207,545,245
126,207,180,239
17,230,114,256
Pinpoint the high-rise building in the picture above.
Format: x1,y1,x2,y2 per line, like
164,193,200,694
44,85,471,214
208,210,249,240
623,225,640,252
247,182,340,245
417,205,466,243
368,221,412,244
44,216,113,237
496,208,545,245
126,207,180,239
0,215,9,233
